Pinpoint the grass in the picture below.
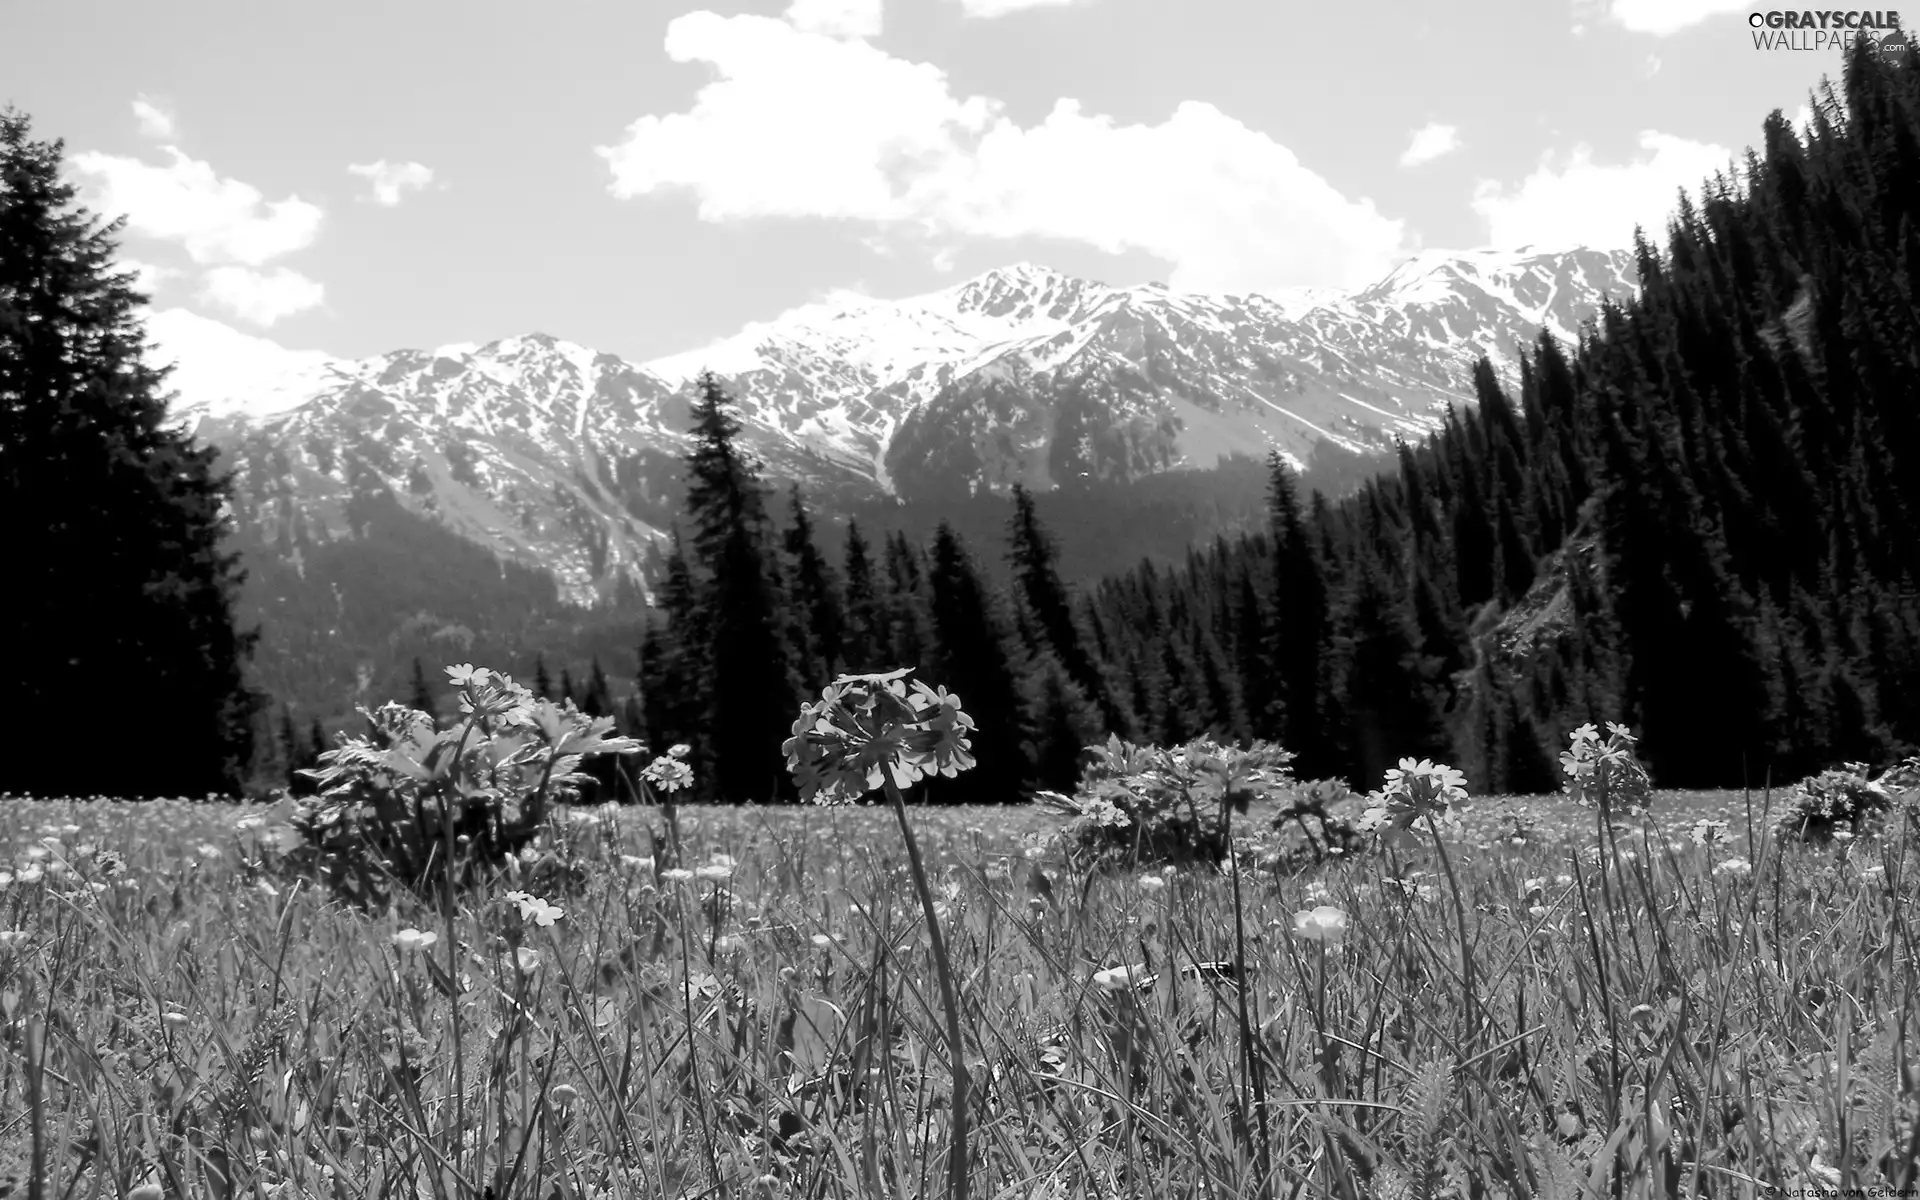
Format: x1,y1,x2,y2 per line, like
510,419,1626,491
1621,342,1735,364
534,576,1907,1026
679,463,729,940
0,787,1914,1198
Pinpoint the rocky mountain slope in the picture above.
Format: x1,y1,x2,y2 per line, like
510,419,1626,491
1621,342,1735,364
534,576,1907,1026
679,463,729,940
161,246,1640,606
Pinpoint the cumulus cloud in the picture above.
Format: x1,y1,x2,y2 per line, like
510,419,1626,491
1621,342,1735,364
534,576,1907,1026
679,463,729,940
132,97,176,140
1472,131,1734,251
784,0,882,38
71,147,322,265
955,0,1080,17
598,12,1408,293
198,265,325,327
1399,122,1460,167
117,257,179,298
346,159,436,206
1602,0,1748,35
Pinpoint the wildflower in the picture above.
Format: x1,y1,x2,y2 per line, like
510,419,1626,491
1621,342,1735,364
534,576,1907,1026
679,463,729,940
811,933,832,948
642,756,695,794
1138,874,1166,892
1714,856,1752,877
23,846,48,861
1291,905,1349,945
162,1011,189,1031
695,862,733,882
196,843,221,861
504,890,565,927
1522,876,1547,897
0,930,29,950
1528,904,1548,918
620,854,655,872
1361,758,1470,833
1560,724,1653,814
393,928,440,953
0,872,11,889
1092,962,1153,991
1689,819,1730,848
549,1083,578,1108
235,816,266,833
17,865,43,885
782,668,977,803
514,947,542,973
661,868,695,883
1303,879,1331,903
1555,873,1572,886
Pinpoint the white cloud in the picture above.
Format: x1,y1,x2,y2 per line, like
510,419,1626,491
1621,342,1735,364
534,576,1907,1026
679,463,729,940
1472,131,1733,251
346,159,436,206
198,265,325,327
955,0,1079,17
71,147,322,265
784,0,882,38
1399,122,1460,167
598,12,1408,293
132,96,176,140
1602,0,1748,35
117,257,179,298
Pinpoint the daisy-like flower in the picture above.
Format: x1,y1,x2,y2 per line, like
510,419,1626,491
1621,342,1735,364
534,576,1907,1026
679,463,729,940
1291,905,1348,945
1714,856,1752,877
504,890,565,926
661,868,695,883
1138,874,1166,892
393,928,440,953
694,863,733,882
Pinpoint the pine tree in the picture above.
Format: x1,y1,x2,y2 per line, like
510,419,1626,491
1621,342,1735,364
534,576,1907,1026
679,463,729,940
534,654,554,701
683,372,798,802
784,484,844,686
1006,483,1129,735
840,520,884,672
408,657,436,723
1,108,262,798
1265,455,1332,776
925,523,1033,803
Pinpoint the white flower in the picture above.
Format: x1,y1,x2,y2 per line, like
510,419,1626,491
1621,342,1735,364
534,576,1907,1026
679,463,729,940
1092,963,1153,991
0,930,30,949
504,890,565,926
235,816,266,833
1714,856,1752,877
196,843,222,861
620,854,655,872
1138,875,1166,893
393,928,440,953
1291,905,1349,945
642,756,695,794
661,868,695,883
694,864,732,882
17,866,43,885
514,947,542,973
811,933,832,948
1689,819,1730,847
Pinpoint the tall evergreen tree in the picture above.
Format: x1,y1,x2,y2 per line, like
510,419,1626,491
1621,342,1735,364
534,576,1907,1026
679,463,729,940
408,657,436,723
1,108,262,797
783,484,844,686
683,372,798,802
924,523,1033,803
840,520,884,672
1006,483,1129,735
1264,455,1332,776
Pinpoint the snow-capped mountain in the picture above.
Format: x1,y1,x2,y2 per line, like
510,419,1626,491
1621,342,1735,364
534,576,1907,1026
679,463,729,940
162,247,1640,606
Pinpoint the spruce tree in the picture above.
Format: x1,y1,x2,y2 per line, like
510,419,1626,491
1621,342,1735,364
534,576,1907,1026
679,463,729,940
925,523,1032,802
408,657,436,723
783,484,844,685
1,108,261,798
1006,483,1129,735
840,520,884,672
683,372,797,802
533,654,554,701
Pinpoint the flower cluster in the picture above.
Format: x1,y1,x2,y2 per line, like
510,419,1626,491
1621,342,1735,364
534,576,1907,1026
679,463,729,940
642,745,695,794
1776,762,1894,842
782,668,976,803
1559,723,1654,816
1359,758,1470,834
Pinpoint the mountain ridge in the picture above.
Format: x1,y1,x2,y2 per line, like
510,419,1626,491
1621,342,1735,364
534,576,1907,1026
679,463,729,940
155,246,1642,606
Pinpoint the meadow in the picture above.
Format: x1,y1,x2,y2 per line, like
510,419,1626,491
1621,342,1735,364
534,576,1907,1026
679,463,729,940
0,784,1913,1199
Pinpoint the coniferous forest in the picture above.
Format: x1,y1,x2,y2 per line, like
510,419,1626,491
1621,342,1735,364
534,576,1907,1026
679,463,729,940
631,43,1920,802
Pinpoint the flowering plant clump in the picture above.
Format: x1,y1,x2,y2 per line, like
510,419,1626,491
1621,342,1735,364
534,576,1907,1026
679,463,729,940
782,668,976,803
1038,736,1297,869
1358,758,1471,837
1776,762,1895,843
1267,771,1359,864
1559,723,1654,817
280,664,642,908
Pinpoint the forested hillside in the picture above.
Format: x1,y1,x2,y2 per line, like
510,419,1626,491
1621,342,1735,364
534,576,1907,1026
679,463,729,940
627,39,1920,802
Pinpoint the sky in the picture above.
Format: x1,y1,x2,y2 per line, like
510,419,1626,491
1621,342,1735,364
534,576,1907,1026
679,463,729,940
0,0,1873,375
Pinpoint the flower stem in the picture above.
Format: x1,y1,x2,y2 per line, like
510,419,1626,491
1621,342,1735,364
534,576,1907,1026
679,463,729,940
882,776,969,1200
